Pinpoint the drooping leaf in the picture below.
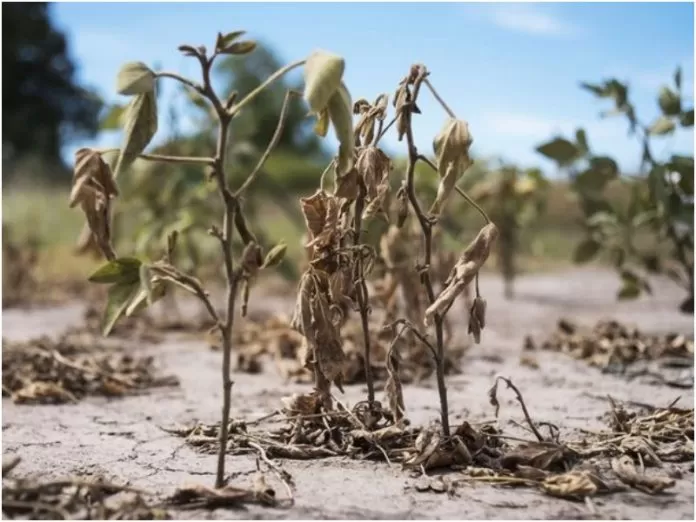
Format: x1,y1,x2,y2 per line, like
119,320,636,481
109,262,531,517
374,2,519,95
88,257,142,284
574,167,614,194
125,279,167,317
648,116,676,136
115,91,158,176
313,109,329,137
590,156,619,177
303,50,345,114
675,66,682,91
220,41,257,55
573,238,601,264
101,281,141,336
580,82,611,98
261,243,287,269
658,86,681,116
327,82,355,175
100,104,127,131
617,269,646,300
116,62,155,95
535,138,580,166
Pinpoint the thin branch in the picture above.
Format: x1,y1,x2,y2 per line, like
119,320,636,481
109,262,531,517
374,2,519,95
234,90,299,197
155,71,203,94
229,59,306,116
496,376,545,443
423,78,456,119
96,148,214,166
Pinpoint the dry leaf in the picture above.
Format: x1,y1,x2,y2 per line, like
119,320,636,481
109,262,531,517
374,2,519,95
611,456,675,494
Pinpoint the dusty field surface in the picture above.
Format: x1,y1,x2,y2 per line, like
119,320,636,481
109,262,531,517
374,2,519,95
3,267,694,519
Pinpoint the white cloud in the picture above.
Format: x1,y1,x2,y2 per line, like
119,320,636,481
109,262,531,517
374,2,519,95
486,4,581,38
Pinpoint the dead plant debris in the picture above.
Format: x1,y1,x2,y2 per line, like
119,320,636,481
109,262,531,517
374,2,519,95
527,318,694,386
170,386,692,504
2,332,179,404
2,456,169,520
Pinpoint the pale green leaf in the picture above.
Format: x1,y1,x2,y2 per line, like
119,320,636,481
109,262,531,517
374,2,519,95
115,91,158,176
100,104,127,131
220,41,256,55
116,62,155,95
649,116,676,136
658,86,681,116
216,30,246,50
262,243,288,269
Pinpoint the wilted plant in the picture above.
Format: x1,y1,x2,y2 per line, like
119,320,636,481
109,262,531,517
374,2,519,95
536,69,693,313
289,62,497,437
69,31,319,489
468,164,549,299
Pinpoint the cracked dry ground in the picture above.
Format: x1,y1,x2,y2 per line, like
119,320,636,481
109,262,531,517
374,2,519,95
3,268,694,519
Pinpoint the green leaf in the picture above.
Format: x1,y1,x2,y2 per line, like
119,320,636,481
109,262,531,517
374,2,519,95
575,166,616,194
116,62,155,95
125,279,166,317
675,66,682,91
658,86,681,116
573,238,601,264
641,254,661,274
88,257,142,284
261,243,287,269
100,104,127,131
590,156,619,177
680,109,694,127
216,30,246,51
648,165,668,208
575,128,590,156
115,91,158,177
617,279,641,300
648,116,676,136
101,281,141,336
220,41,256,55
535,138,580,166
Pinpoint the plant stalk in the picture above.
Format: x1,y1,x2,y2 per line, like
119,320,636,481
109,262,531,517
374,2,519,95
402,66,450,437
353,179,375,407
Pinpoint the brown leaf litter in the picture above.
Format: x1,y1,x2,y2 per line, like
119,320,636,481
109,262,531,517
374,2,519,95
2,331,179,404
526,318,694,387
2,456,169,520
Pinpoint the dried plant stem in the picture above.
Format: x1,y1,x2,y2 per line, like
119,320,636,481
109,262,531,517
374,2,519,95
423,78,456,119
402,66,450,436
234,90,299,197
496,376,545,443
97,148,215,166
353,180,375,406
229,59,306,116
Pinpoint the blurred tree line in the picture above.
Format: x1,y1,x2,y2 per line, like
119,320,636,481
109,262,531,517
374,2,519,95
2,2,102,184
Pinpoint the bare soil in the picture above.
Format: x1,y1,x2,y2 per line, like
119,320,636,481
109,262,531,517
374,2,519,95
2,267,694,519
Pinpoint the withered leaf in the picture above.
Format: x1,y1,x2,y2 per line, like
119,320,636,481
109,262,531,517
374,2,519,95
430,118,473,216
70,149,119,208
611,456,675,494
425,224,498,326
115,91,158,177
501,442,575,472
541,471,598,500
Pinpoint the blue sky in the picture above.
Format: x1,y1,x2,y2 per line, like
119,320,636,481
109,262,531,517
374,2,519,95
52,1,694,174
